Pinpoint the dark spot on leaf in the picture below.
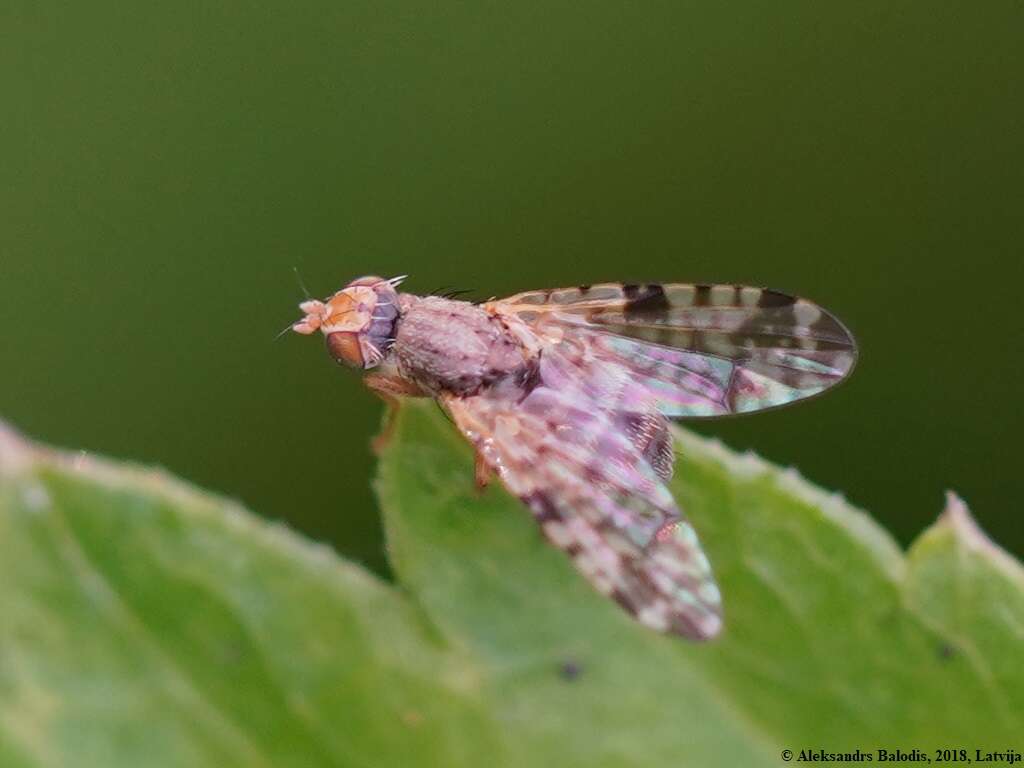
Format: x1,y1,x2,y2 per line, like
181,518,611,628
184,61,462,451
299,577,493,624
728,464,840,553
559,660,583,681
401,710,424,727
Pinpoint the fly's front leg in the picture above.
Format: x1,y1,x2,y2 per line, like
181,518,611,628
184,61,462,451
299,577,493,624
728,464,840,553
364,373,426,454
439,392,494,494
474,450,492,492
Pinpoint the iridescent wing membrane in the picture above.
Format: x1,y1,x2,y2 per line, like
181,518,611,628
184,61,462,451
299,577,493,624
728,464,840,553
443,283,855,640
496,282,857,418
443,345,724,640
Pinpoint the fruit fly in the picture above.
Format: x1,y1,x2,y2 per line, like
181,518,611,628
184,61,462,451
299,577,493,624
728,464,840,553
292,276,856,640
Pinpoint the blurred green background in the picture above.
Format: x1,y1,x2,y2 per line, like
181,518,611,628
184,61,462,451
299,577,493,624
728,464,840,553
2,2,1021,575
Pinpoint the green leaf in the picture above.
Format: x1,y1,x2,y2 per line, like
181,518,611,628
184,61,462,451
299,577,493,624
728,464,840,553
1,403,1022,767
0,422,496,768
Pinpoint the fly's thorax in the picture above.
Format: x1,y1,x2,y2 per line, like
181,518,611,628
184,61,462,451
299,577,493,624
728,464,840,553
393,296,533,396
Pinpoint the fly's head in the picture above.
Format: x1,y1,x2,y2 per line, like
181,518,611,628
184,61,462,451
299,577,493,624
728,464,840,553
292,275,404,369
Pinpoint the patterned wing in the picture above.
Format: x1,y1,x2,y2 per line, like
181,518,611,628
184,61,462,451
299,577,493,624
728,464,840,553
489,283,856,417
442,337,723,640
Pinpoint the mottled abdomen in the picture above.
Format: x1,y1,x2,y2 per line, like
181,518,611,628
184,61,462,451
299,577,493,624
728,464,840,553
394,296,530,395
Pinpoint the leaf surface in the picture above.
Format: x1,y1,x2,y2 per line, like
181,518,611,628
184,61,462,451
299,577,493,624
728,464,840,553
1,404,1021,767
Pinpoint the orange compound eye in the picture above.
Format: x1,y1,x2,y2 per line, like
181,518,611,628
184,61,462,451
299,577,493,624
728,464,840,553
325,331,365,368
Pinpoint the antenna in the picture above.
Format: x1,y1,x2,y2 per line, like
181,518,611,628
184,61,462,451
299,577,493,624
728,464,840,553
292,266,312,299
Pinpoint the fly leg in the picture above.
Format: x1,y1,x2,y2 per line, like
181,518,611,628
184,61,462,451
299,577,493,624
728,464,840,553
364,373,426,455
439,392,494,493
474,450,492,492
